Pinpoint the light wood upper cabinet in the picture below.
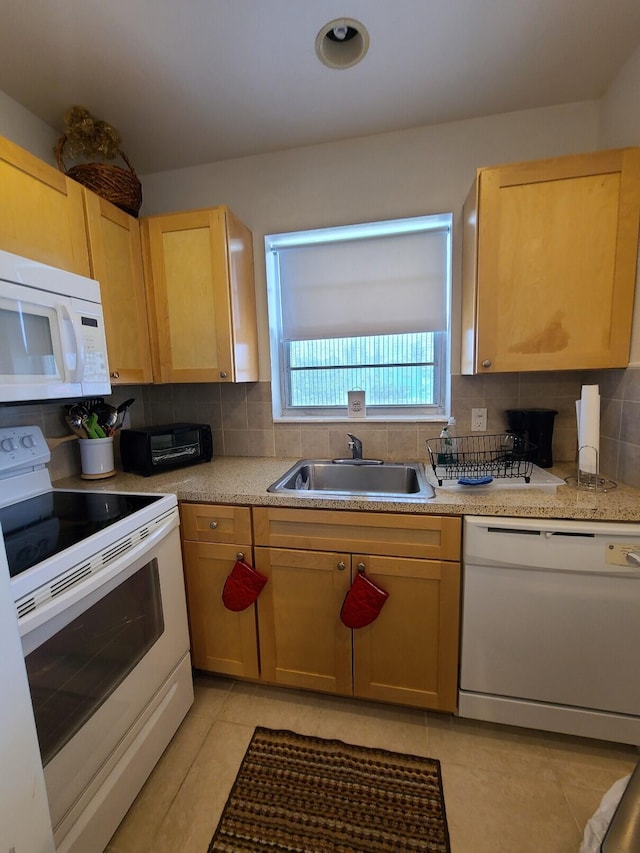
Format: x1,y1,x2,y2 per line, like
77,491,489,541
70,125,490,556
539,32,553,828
83,190,153,384
0,134,90,275
461,148,640,373
141,206,259,383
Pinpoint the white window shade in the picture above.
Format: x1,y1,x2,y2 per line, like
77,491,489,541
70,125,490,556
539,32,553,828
277,229,448,341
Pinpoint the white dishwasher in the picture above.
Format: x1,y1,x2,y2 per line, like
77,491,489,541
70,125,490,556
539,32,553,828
459,515,640,745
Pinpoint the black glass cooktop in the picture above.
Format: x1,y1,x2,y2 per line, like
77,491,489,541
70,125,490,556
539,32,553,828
0,490,162,578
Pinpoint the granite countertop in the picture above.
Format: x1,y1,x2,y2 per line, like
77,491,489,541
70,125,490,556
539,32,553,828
53,456,640,523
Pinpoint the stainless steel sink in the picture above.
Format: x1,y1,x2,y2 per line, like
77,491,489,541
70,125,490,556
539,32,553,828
267,459,435,499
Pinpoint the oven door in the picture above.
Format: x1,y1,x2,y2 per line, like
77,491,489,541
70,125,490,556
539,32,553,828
19,511,191,837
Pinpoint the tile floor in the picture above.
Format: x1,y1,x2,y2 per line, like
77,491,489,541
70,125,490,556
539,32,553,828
106,675,638,853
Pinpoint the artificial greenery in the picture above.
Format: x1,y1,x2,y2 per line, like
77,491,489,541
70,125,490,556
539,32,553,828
59,106,121,160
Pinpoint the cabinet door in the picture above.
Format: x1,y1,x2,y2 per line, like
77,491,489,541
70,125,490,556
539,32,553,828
255,546,352,694
182,540,259,678
225,208,259,382
352,555,460,712
464,148,640,373
141,207,257,383
0,135,90,275
83,190,153,384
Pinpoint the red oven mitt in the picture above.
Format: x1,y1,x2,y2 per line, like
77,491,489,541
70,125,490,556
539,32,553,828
340,571,389,629
222,558,268,611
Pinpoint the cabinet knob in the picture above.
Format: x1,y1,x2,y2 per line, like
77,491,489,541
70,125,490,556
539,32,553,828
236,551,245,561
481,359,492,368
357,562,366,573
337,561,346,571
209,520,218,529
110,370,120,379
219,370,228,379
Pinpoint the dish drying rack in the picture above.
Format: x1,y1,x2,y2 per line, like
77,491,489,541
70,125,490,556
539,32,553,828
425,433,536,486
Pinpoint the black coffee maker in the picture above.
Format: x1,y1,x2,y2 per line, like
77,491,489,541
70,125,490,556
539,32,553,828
505,408,558,469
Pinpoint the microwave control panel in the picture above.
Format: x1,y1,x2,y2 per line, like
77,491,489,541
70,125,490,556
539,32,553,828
79,314,109,384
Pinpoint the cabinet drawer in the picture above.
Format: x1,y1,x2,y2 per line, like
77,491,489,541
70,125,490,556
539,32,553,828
180,503,252,544
252,507,461,561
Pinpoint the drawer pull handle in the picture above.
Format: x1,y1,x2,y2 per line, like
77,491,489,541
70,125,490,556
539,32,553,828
209,521,218,530
337,561,346,571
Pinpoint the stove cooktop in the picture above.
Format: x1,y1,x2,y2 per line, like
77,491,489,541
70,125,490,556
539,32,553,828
1,490,163,577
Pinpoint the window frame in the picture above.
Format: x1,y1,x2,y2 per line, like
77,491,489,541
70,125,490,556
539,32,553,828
265,214,452,422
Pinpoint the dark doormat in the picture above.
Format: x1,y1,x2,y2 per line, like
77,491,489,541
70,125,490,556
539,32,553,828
208,726,451,852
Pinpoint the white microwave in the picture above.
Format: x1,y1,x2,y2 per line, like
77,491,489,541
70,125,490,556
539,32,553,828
0,250,111,402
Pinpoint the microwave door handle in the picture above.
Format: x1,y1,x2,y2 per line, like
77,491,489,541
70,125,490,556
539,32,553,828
59,304,85,382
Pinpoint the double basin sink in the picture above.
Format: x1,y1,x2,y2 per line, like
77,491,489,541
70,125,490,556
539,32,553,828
267,458,435,500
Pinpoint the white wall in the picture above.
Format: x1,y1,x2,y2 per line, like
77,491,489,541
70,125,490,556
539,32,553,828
599,43,640,149
141,101,599,378
0,91,57,165
9,78,640,374
598,43,640,365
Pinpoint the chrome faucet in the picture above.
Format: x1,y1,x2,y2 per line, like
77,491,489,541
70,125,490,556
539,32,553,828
347,433,363,459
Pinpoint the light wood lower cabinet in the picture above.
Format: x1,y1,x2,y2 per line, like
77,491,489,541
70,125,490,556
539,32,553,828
351,553,460,712
253,507,462,712
255,546,352,694
180,503,462,712
180,503,259,678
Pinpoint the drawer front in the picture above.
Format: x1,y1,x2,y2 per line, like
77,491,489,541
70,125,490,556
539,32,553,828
252,507,461,561
180,502,252,544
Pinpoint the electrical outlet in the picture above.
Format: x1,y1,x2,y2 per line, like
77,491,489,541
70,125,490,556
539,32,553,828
471,407,487,432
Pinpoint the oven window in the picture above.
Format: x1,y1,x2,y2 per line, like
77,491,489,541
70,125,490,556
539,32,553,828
25,560,164,766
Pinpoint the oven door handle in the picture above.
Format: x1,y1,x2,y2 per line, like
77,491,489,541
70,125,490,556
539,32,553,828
18,509,179,649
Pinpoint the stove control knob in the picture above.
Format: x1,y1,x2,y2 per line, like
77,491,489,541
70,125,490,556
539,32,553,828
20,433,36,449
626,551,640,567
0,437,16,453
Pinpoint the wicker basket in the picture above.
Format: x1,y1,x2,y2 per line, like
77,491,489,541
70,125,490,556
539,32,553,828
55,135,142,217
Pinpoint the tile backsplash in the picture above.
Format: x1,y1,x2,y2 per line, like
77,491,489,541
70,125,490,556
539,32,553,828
2,366,639,488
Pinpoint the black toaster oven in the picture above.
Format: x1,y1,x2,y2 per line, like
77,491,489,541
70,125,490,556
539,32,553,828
120,423,213,476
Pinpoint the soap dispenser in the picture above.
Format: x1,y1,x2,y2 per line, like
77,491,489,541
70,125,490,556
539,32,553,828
438,417,457,464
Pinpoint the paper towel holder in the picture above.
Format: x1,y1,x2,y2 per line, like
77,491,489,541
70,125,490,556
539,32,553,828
565,445,617,492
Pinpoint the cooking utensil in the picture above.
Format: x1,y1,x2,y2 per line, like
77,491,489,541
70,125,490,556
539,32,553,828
84,413,100,439
64,415,87,439
66,403,90,437
92,401,118,430
115,397,135,429
90,397,135,432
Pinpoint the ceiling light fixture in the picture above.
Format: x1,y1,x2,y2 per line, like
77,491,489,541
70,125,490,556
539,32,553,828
315,18,369,69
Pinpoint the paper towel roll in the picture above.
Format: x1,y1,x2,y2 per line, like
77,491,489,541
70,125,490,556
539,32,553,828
576,384,600,474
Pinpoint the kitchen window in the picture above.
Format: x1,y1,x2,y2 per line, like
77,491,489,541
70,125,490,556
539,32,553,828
265,214,452,420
